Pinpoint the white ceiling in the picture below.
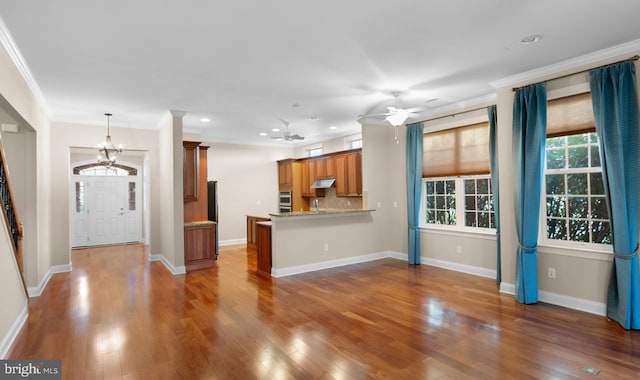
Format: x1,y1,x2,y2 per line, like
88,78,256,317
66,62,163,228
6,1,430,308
1,1,640,146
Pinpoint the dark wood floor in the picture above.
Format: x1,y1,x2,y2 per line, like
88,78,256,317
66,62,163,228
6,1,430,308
8,244,640,379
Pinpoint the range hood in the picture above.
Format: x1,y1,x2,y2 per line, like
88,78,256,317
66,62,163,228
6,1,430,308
310,178,335,189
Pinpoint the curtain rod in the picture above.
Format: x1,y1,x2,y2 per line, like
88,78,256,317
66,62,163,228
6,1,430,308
413,105,492,125
512,55,640,92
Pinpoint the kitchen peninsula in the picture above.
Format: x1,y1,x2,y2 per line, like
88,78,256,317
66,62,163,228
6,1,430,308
267,208,375,277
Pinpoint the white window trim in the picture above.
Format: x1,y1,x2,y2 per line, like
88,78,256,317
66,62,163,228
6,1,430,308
539,133,613,254
419,175,496,235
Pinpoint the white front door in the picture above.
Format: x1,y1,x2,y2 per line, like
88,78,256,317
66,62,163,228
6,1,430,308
71,174,142,247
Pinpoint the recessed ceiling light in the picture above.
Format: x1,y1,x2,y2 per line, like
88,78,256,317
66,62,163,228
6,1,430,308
308,116,319,121
259,132,267,136
520,34,542,45
200,117,211,123
272,128,280,132
329,126,337,130
292,103,300,108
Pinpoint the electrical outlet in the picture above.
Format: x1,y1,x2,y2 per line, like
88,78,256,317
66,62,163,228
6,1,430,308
377,202,382,208
323,243,329,252
456,245,462,254
548,267,556,279
347,200,351,206
256,200,261,205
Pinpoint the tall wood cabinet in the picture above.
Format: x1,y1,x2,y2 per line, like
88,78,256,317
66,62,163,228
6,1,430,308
183,141,217,272
277,159,309,211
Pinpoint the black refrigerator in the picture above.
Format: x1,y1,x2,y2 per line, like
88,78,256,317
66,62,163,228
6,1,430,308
207,181,219,258
207,180,218,222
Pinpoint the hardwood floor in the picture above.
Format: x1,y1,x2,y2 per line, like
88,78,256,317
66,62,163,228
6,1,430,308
8,244,640,379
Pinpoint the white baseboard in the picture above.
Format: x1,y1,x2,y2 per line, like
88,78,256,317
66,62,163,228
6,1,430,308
421,257,497,279
148,253,186,275
0,302,28,359
28,264,72,298
272,251,394,277
499,282,606,316
219,238,246,246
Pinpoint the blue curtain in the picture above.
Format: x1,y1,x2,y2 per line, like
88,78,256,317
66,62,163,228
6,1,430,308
590,61,640,330
488,105,501,284
512,84,547,304
406,123,424,265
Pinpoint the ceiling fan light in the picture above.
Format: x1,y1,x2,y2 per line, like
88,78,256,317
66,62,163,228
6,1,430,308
385,109,409,127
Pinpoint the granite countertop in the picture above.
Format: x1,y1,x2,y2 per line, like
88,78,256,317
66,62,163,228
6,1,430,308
269,209,375,217
184,220,217,227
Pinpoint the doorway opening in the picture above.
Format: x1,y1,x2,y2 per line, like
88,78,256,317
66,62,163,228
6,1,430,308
70,161,142,247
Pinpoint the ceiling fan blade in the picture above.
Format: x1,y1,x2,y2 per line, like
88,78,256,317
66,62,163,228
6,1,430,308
359,112,391,118
406,106,427,114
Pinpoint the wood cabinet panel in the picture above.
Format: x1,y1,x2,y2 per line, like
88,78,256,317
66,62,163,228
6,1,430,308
301,159,316,197
335,151,362,197
184,222,216,272
184,145,209,222
183,141,201,202
277,159,293,191
314,158,325,179
324,156,336,179
256,222,272,275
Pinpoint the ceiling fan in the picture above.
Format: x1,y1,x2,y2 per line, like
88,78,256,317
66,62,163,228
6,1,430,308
360,91,426,127
271,119,304,141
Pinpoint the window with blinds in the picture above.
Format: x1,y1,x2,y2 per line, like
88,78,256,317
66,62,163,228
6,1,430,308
543,91,611,248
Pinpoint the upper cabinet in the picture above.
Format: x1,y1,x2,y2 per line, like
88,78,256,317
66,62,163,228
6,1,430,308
324,156,336,179
183,141,201,202
277,159,293,191
279,149,362,203
335,150,362,197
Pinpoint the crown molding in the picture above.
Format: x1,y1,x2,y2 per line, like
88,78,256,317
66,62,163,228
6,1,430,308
489,39,640,89
0,16,50,116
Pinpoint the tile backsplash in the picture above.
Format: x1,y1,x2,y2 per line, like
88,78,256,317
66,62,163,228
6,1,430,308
313,188,363,210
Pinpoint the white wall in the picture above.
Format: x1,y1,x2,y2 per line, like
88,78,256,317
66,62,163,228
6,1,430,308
205,142,294,243
0,33,49,358
494,53,640,308
49,122,161,266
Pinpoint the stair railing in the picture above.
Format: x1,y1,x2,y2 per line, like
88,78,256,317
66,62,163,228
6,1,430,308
0,135,27,296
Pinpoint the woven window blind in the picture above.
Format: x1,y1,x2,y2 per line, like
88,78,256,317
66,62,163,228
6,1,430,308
547,92,595,137
422,122,489,177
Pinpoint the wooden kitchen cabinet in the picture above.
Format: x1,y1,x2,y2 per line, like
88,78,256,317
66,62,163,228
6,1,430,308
335,150,362,197
247,215,270,249
183,141,201,202
313,158,325,179
184,221,217,271
277,159,293,191
324,156,336,179
301,159,317,197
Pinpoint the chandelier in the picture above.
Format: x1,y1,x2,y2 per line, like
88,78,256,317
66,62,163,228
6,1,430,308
97,113,122,167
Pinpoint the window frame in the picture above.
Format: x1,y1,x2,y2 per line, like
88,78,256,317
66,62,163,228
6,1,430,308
419,174,496,235
539,132,613,253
